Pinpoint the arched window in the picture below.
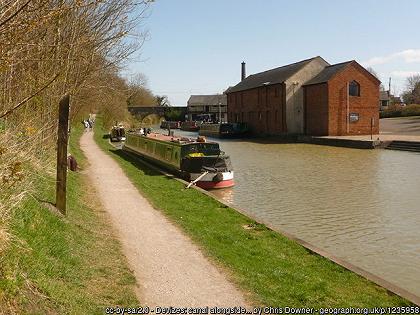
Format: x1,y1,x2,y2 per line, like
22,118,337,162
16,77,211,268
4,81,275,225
349,80,360,96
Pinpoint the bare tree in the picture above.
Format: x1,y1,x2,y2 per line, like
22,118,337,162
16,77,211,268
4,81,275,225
402,75,420,104
366,66,385,91
156,95,170,107
127,73,156,107
0,0,154,287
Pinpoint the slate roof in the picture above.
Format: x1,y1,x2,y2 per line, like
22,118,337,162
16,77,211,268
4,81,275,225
303,61,353,86
380,90,390,101
227,56,326,93
187,94,227,106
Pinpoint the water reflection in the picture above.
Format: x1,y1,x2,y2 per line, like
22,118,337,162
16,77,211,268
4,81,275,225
171,129,420,296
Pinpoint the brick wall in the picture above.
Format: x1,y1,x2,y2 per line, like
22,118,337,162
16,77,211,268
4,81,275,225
227,83,286,135
328,63,379,136
304,83,329,135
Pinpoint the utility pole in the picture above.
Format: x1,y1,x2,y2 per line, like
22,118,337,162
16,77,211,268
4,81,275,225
389,77,392,95
56,94,70,214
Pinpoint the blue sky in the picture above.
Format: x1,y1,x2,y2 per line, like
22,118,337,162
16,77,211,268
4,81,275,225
126,0,420,105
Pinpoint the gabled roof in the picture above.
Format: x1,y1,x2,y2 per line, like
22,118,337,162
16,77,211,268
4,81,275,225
303,61,353,86
303,60,381,86
187,94,227,106
227,56,326,93
380,90,390,101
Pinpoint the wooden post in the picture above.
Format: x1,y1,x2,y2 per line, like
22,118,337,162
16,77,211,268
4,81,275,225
56,94,70,214
371,117,374,140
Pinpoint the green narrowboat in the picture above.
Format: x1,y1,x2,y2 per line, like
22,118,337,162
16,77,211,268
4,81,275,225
123,132,234,189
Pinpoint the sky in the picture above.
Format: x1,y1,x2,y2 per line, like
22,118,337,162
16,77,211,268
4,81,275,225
125,0,420,105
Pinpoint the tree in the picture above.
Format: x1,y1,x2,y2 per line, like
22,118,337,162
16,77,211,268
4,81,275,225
401,75,420,105
156,95,170,107
366,67,385,91
0,0,153,270
127,74,156,107
165,108,183,121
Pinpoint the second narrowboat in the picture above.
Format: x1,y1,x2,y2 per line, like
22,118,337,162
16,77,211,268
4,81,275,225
110,125,126,142
180,121,200,132
199,122,249,138
160,120,180,129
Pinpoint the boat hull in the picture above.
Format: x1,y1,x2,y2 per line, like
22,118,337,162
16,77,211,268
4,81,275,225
190,171,234,189
199,123,249,138
196,179,234,189
180,126,199,132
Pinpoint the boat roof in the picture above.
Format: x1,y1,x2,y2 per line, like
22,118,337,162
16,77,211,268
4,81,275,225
142,132,218,146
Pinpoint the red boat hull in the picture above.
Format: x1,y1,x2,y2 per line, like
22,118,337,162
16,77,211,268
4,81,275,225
196,179,234,189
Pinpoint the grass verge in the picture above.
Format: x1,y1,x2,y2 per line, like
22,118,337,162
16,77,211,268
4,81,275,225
94,120,412,307
0,125,139,314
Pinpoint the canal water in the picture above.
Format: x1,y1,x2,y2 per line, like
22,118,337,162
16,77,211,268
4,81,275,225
168,129,420,297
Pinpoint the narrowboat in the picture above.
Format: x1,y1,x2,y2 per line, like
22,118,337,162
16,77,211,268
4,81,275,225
199,122,249,138
110,125,126,142
122,132,234,189
160,120,180,129
180,121,200,132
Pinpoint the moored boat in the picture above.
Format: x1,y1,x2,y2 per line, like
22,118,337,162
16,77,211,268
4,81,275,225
199,122,249,138
122,132,234,189
110,125,126,142
180,121,200,132
160,120,180,129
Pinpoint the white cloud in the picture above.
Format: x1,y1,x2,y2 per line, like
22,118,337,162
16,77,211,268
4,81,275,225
363,49,420,67
391,70,420,78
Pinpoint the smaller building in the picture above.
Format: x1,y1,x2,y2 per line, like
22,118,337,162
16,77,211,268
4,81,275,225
379,91,403,111
187,94,227,122
391,95,403,106
379,90,391,111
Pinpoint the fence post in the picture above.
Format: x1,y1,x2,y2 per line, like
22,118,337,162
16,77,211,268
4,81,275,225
56,94,70,214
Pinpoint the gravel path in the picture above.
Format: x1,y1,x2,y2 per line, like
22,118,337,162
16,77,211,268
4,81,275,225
80,132,248,307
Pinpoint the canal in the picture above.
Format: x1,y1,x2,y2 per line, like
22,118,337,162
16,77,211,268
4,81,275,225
169,129,420,297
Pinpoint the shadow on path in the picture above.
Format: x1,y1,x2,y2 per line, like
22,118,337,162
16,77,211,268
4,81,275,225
109,148,167,177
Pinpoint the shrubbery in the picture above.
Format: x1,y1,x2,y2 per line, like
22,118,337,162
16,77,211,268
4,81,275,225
380,104,420,118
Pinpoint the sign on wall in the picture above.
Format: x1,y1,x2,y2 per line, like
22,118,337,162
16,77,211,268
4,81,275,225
349,113,359,123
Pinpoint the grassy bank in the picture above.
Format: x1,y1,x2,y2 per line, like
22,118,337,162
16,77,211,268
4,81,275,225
0,126,138,314
94,120,411,307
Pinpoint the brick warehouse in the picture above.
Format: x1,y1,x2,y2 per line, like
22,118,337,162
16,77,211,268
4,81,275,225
226,57,380,136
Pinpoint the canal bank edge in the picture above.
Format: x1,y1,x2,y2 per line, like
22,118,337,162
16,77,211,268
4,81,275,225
249,134,420,150
117,147,419,306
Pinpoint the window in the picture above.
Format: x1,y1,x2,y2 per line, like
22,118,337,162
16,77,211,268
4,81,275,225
258,111,262,120
349,80,360,96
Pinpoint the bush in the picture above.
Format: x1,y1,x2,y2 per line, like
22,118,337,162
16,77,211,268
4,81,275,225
380,104,420,118
402,104,420,116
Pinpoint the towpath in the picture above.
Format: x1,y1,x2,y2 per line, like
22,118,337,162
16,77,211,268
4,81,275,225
79,132,248,307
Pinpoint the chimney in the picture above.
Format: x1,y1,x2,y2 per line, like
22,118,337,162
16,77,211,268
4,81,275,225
241,61,246,81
